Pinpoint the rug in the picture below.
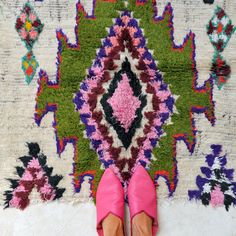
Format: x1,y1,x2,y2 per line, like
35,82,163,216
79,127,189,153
0,0,236,215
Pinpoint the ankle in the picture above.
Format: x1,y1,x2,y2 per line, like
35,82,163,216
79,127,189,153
132,212,153,236
102,213,124,236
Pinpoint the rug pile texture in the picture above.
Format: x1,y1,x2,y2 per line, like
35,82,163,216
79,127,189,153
0,0,236,234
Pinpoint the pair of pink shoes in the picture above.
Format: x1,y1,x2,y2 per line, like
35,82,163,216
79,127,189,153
96,165,158,236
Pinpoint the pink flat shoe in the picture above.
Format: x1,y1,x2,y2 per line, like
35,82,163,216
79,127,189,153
128,165,158,236
96,168,125,236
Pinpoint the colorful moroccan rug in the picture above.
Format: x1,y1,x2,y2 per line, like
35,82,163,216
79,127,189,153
0,0,236,235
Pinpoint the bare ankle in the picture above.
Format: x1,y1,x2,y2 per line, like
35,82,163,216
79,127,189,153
102,213,124,236
132,212,153,236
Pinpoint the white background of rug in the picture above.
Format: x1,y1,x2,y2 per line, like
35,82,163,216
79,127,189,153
0,0,236,235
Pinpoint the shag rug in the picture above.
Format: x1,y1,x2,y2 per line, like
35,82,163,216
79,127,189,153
0,0,236,234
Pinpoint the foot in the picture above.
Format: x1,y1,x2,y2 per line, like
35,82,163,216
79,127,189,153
132,212,153,236
102,213,124,236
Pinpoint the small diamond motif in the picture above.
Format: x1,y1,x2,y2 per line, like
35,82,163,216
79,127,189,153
207,7,236,89
22,51,39,84
211,54,231,89
16,2,43,84
15,2,44,50
207,7,235,52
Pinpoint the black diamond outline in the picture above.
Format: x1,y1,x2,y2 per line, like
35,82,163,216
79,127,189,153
101,57,147,149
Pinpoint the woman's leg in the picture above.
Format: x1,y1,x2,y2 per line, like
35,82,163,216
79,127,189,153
132,212,153,236
102,213,124,236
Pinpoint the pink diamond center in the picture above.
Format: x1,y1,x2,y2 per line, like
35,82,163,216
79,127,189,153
107,73,141,133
